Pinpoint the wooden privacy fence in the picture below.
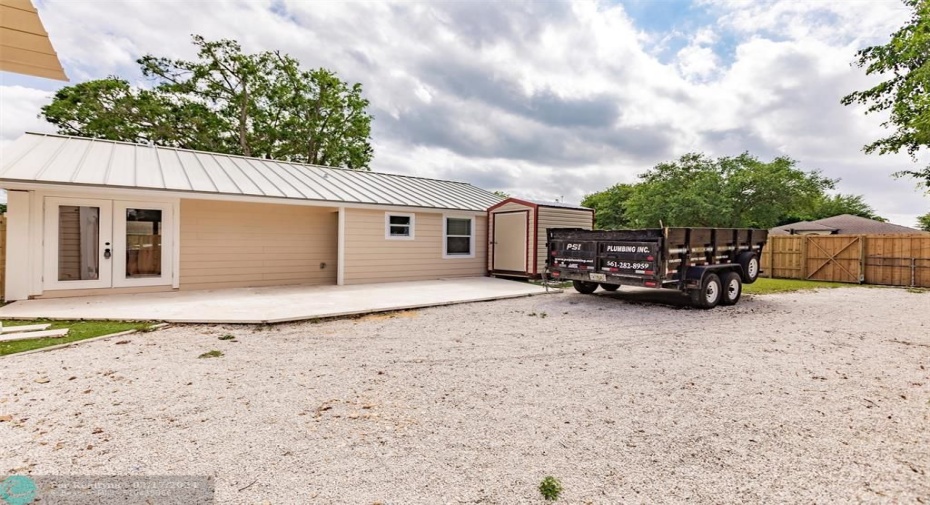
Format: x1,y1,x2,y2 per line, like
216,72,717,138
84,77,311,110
761,234,930,288
0,215,6,300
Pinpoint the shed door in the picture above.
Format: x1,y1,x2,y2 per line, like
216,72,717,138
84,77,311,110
493,211,528,272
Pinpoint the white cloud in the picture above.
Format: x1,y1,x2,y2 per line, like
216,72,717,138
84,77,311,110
0,86,56,148
0,0,926,226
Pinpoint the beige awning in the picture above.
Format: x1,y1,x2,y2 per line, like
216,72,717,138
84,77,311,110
0,0,67,81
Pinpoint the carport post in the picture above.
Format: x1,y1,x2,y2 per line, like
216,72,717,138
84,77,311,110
337,207,345,286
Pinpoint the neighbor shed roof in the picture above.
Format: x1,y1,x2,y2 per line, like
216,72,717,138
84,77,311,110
0,133,503,211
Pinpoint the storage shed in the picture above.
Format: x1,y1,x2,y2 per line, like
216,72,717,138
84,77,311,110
488,198,594,278
1,133,502,301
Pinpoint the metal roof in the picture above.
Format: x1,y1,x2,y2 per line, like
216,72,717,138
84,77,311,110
0,133,504,211
0,0,68,81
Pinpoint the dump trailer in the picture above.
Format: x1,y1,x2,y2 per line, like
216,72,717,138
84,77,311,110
546,227,768,308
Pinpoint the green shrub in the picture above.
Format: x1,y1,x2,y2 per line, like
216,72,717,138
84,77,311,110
539,476,562,501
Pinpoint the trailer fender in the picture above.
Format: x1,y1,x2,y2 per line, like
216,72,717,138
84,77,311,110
683,265,739,289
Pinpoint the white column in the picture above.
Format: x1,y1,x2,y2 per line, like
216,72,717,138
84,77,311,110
5,190,33,300
337,207,345,286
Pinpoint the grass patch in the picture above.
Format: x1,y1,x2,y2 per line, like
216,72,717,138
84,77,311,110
539,476,563,501
218,335,236,341
743,278,855,295
906,287,928,294
198,350,224,359
1,319,153,356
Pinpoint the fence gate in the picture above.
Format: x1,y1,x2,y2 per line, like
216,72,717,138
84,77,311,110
805,235,863,283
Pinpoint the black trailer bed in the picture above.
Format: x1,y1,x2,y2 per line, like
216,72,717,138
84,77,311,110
546,227,768,307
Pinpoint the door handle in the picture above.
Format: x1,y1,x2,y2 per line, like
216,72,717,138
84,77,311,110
104,248,112,259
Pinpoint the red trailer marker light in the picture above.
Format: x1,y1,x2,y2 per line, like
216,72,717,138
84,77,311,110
551,271,560,277
644,281,657,287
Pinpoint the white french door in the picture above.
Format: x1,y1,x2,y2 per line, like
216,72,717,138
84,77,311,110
44,198,174,291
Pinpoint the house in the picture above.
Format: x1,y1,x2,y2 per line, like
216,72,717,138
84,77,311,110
770,214,926,236
0,133,506,301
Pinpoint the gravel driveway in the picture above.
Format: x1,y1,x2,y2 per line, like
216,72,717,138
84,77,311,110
2,287,929,504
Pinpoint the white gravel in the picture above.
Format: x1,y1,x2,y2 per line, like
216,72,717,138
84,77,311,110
1,287,929,504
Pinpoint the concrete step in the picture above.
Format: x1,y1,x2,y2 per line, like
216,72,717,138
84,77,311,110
0,328,69,342
1,324,52,334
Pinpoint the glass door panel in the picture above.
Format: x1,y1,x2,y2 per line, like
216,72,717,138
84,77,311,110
113,201,173,287
43,197,113,290
57,205,101,281
125,208,162,278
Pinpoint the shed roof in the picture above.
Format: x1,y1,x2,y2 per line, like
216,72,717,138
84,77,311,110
0,133,503,211
488,197,592,212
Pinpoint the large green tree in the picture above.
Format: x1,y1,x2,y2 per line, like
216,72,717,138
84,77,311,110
581,183,635,229
623,153,836,229
42,35,373,169
917,211,930,231
808,194,886,222
842,0,930,188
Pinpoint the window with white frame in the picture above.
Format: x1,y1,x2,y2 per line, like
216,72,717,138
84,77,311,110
443,216,474,258
385,212,415,239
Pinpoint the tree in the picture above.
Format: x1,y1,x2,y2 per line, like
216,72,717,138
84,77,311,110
492,190,511,198
918,212,930,231
581,183,635,229
42,35,373,169
842,0,930,189
623,153,835,228
810,194,886,221
0,203,6,214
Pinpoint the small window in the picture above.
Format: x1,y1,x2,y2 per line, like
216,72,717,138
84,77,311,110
385,213,415,240
443,216,474,258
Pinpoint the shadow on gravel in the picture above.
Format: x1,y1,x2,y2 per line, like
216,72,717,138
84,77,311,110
586,288,695,309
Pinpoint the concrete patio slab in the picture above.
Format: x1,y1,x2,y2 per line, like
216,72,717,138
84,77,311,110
0,277,554,324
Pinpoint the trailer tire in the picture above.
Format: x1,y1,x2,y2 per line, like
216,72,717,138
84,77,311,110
738,252,760,284
600,283,619,292
572,280,599,294
720,271,742,306
690,273,722,309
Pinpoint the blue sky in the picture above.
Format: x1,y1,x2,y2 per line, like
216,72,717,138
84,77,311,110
1,0,927,225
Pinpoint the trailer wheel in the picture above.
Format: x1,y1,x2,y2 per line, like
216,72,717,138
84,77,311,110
600,284,619,292
690,273,722,309
720,271,742,306
572,280,599,294
738,252,760,284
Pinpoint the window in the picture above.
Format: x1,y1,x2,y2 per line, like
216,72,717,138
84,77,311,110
443,216,475,258
385,212,415,240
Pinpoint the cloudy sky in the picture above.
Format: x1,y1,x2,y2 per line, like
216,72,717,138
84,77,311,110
1,0,928,226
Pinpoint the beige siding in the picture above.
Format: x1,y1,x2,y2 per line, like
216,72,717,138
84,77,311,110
488,202,534,273
343,209,487,284
535,207,593,274
179,199,338,290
